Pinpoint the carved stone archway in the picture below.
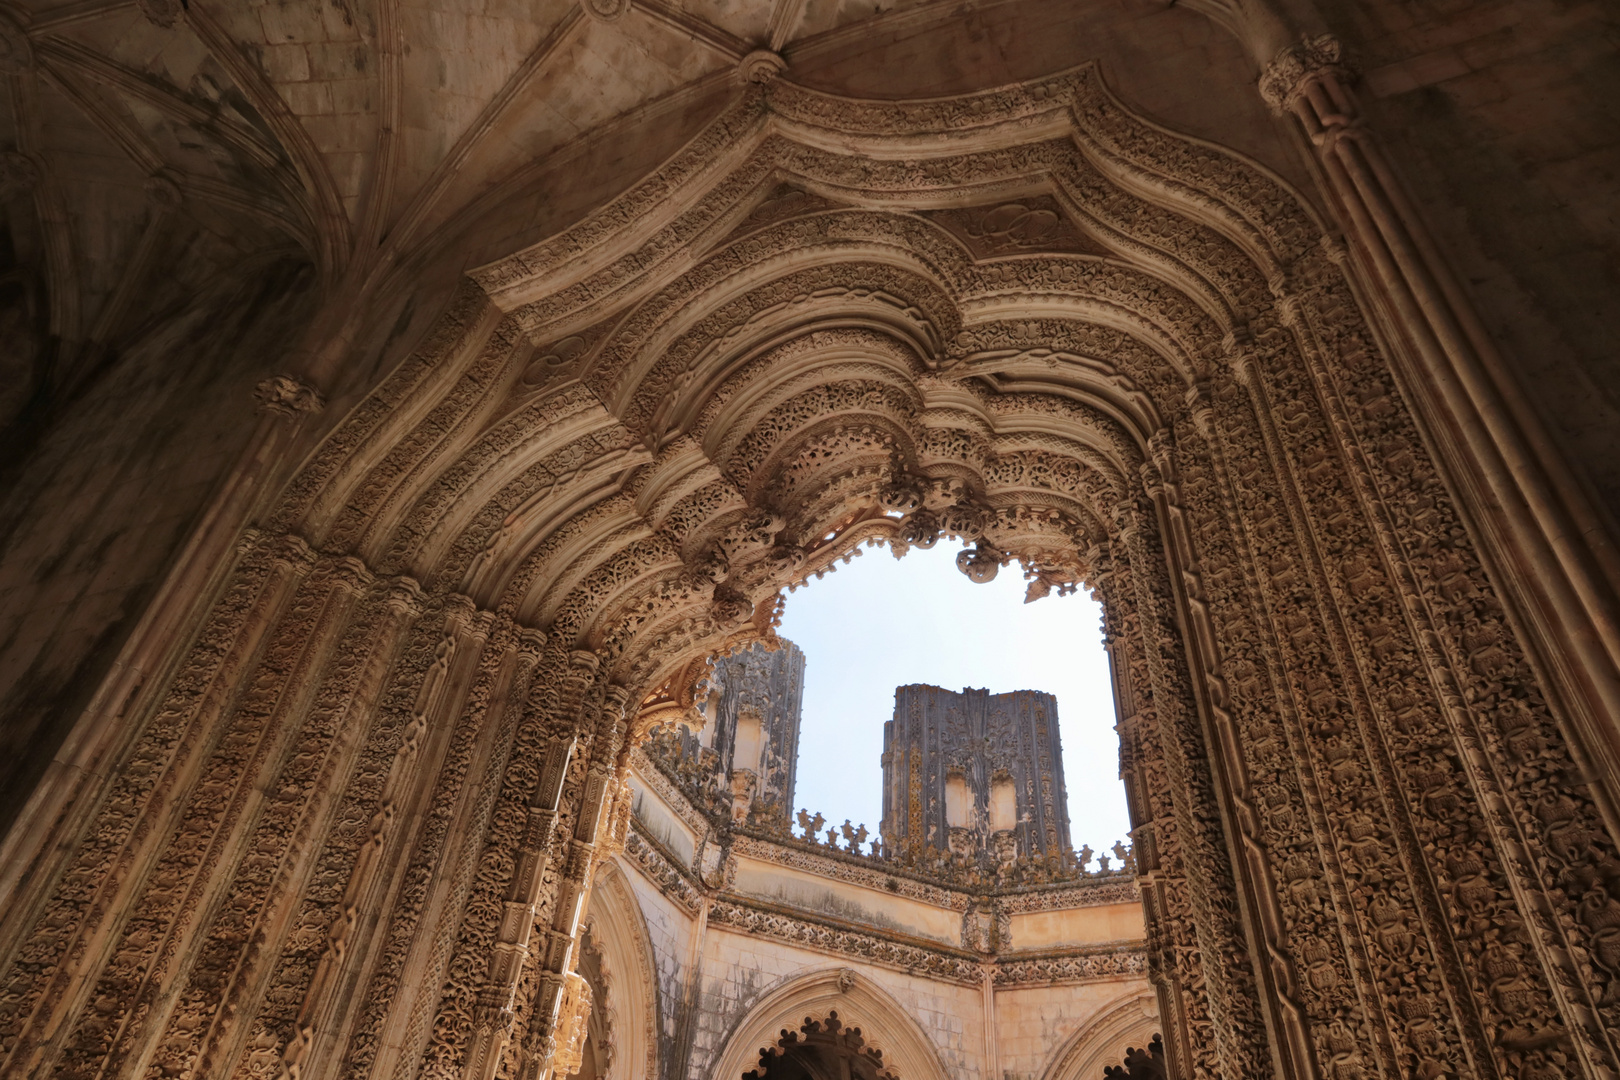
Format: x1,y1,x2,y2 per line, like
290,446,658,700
744,1013,896,1080
709,969,951,1080
581,863,660,1080
0,65,1616,1080
1041,991,1161,1080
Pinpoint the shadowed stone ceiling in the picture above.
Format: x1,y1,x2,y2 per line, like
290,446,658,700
0,0,1302,429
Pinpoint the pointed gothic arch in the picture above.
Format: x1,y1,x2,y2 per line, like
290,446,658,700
709,968,952,1080
0,63,1613,1080
1040,990,1160,1080
582,862,661,1080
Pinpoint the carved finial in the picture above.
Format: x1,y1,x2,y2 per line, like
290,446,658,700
955,542,1001,585
1259,34,1350,113
136,0,185,28
255,374,324,417
0,9,34,74
739,49,786,84
579,0,631,20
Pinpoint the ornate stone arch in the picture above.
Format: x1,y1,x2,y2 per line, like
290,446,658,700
581,861,660,1080
0,61,1614,1080
1039,990,1160,1080
709,969,952,1080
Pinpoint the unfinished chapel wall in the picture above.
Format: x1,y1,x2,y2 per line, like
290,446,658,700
1,3,1619,1080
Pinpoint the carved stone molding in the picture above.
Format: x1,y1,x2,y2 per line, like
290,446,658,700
706,898,984,986
1258,34,1352,113
994,946,1149,987
2,61,1614,1080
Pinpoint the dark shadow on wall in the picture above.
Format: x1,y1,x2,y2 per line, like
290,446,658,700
0,255,317,834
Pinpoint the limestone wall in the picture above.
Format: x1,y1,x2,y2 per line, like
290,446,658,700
607,759,1153,1080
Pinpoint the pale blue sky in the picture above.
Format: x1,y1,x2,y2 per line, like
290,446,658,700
773,540,1132,856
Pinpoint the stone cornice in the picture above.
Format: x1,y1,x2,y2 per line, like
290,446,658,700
623,820,1148,987
705,895,986,986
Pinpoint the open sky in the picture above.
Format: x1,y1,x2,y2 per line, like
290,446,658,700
773,539,1132,857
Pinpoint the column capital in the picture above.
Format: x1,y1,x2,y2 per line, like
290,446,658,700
255,374,325,418
1259,34,1352,113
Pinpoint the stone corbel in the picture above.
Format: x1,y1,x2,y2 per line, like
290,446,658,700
254,374,325,418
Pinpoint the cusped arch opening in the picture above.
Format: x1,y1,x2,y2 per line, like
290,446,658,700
744,1012,898,1080
709,970,951,1080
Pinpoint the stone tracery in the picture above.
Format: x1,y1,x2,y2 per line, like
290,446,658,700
0,58,1612,1080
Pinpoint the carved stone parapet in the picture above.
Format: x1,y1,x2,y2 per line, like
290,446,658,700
254,374,325,417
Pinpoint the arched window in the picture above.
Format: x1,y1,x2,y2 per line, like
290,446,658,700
744,1013,898,1080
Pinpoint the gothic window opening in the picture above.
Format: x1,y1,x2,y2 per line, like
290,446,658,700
744,1013,898,1080
1101,1034,1165,1080
769,540,1132,869
945,772,972,829
990,774,1017,833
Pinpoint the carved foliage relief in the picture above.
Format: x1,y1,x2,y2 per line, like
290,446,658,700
0,65,1613,1080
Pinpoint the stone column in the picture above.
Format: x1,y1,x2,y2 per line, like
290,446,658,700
462,650,599,1080
517,681,633,1080
1113,490,1278,1080
1259,35,1620,834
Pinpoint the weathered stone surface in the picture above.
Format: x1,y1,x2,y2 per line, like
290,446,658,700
0,3,1616,1079
884,685,1072,863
